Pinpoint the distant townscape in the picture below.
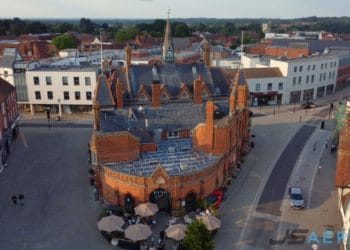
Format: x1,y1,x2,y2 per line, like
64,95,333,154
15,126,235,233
0,14,350,250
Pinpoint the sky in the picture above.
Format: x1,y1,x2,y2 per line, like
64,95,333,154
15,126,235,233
0,0,349,19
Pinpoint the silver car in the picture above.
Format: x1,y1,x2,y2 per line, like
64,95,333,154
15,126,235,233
288,186,305,209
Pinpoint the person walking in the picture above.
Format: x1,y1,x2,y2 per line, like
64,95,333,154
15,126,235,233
325,139,329,148
18,193,24,206
11,195,17,206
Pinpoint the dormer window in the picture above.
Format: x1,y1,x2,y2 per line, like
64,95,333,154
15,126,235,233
181,91,189,99
202,90,209,99
161,92,169,101
139,94,148,102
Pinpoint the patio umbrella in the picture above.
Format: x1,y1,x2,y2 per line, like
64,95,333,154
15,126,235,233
125,223,152,242
165,223,186,241
134,202,159,217
196,214,221,231
97,215,125,232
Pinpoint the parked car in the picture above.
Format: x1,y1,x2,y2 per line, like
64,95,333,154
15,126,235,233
288,186,305,209
206,189,224,209
300,101,316,109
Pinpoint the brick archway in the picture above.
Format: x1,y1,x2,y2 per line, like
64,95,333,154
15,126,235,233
149,188,171,213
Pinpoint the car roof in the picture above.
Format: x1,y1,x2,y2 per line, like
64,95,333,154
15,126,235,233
290,186,302,194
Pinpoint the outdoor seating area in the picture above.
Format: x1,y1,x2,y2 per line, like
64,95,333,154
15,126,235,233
96,201,222,249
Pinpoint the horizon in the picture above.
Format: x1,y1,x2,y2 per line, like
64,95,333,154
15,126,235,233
1,0,349,19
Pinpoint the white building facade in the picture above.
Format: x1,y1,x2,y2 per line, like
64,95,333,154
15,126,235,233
270,55,339,104
26,66,98,115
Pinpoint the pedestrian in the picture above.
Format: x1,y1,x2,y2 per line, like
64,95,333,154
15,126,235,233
11,195,17,206
18,193,24,206
325,139,329,148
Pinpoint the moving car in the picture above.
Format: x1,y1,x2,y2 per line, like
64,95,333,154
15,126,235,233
288,186,305,209
206,189,224,209
300,101,316,109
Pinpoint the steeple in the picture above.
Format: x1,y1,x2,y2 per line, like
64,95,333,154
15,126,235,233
163,9,175,63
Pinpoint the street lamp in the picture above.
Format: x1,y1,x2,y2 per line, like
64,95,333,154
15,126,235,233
45,107,51,129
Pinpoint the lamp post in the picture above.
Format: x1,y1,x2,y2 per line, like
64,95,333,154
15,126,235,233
45,107,51,129
58,98,62,118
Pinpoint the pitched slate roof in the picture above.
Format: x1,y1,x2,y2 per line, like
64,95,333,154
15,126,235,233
94,75,115,107
243,68,283,79
127,63,231,100
0,48,22,67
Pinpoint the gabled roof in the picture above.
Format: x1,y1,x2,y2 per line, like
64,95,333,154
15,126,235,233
0,77,15,102
243,67,284,79
94,74,115,107
0,48,23,67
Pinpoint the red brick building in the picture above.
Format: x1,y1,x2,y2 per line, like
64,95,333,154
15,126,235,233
89,17,250,214
0,78,19,163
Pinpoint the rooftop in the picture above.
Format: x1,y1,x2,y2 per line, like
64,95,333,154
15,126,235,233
243,67,284,79
103,138,219,177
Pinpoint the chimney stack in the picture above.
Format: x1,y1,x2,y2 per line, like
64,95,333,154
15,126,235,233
193,75,203,105
151,81,161,108
116,78,124,109
125,43,131,72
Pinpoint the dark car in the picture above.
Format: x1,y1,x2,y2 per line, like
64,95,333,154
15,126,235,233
300,101,316,109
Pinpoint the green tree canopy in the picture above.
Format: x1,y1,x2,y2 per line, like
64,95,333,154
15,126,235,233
183,219,214,250
52,34,77,50
115,27,139,43
173,22,191,37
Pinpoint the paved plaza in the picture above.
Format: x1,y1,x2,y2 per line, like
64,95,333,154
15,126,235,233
0,121,111,250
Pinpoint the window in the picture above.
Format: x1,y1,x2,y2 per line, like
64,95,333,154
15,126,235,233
86,91,92,100
255,83,261,91
181,91,189,99
161,92,168,101
332,71,336,79
299,66,303,72
293,77,296,86
139,94,148,101
319,74,322,82
74,77,80,86
33,76,40,85
307,65,311,71
294,66,297,72
47,91,53,100
85,77,91,86
298,76,302,84
278,82,283,90
62,76,68,85
75,91,81,100
321,63,323,69
267,83,272,91
325,63,327,68
46,76,52,85
35,91,41,100
168,130,179,138
312,65,316,70
334,62,337,68
323,73,326,81
306,75,309,84
329,72,332,80
311,75,315,83
64,91,70,100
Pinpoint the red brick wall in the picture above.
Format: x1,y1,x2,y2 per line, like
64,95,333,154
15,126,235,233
140,143,157,153
265,47,309,59
151,83,161,108
193,78,203,104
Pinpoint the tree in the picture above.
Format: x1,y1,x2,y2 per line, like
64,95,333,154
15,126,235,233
52,34,77,50
79,18,96,34
115,27,139,43
174,23,191,37
182,219,214,250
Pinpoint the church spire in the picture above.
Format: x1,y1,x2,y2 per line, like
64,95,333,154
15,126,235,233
163,9,175,63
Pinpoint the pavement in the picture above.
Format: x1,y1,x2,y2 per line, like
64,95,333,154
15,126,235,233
0,122,111,250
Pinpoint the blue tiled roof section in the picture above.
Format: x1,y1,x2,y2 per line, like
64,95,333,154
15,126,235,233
238,71,246,85
210,68,229,97
96,75,114,107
